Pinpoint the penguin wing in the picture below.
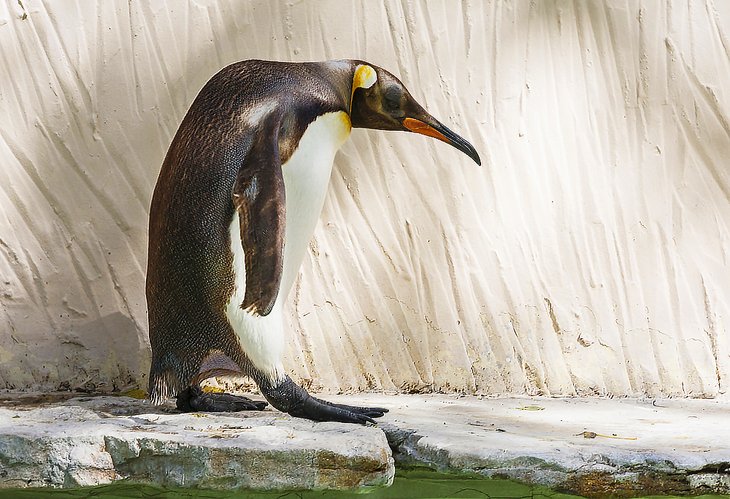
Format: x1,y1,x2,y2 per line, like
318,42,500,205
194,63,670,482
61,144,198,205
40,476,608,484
232,130,286,317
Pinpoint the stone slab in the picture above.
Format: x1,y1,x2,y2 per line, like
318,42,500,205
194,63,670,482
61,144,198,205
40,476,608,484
337,393,730,496
1,392,729,496
0,394,393,490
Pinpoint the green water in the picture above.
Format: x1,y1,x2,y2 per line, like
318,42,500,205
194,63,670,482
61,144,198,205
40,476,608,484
1,469,727,499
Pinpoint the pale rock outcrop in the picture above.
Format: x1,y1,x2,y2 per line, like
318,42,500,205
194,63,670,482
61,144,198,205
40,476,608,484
0,395,394,490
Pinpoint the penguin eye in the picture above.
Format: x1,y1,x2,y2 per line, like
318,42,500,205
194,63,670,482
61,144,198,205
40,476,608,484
385,96,400,111
383,86,402,111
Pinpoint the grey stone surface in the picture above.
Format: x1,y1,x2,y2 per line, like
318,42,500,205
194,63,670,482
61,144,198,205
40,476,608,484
0,394,394,490
338,394,730,496
1,392,729,496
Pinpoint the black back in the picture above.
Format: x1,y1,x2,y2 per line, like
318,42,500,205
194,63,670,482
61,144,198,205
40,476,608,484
147,60,354,400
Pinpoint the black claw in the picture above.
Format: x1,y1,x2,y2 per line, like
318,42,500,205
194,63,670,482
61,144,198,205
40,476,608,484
176,386,268,413
316,399,388,417
361,411,386,418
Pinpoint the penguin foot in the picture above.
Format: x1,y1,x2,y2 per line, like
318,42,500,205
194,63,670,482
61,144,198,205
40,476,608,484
259,375,388,424
176,385,268,412
290,395,388,424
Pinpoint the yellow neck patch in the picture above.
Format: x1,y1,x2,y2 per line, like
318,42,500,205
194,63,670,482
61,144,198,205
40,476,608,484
350,64,377,111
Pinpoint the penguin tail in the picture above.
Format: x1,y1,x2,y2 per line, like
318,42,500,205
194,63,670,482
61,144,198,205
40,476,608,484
148,368,182,405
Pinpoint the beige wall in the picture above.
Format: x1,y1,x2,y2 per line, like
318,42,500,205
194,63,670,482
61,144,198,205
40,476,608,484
1,0,728,397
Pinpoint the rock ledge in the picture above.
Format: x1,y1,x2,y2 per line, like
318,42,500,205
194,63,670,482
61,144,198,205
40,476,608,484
1,393,729,496
0,395,393,490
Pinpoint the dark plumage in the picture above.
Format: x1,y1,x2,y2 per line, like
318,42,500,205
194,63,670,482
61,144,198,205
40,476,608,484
147,59,479,423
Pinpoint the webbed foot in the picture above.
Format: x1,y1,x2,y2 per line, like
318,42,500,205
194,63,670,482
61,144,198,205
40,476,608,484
259,375,388,424
176,385,268,412
290,395,388,424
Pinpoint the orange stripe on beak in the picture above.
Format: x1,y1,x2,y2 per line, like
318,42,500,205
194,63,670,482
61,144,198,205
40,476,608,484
403,116,482,165
403,117,449,143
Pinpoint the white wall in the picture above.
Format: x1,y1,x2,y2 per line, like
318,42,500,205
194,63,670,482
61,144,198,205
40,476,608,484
1,0,728,397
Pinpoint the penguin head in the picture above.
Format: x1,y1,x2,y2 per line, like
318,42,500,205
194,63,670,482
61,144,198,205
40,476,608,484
349,63,481,165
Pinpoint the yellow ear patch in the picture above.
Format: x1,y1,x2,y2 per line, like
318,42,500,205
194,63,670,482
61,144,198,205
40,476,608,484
353,64,377,90
350,64,377,110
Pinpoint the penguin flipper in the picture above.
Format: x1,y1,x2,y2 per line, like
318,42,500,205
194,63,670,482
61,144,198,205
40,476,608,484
232,131,286,317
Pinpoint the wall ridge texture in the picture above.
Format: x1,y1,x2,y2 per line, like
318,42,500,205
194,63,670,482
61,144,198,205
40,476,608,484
0,0,728,398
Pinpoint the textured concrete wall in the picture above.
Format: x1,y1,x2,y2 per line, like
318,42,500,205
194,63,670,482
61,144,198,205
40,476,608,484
0,0,728,397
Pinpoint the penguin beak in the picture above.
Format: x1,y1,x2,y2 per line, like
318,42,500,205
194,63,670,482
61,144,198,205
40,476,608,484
403,117,481,165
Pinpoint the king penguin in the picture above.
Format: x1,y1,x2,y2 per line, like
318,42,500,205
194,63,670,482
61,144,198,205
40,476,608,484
147,59,481,424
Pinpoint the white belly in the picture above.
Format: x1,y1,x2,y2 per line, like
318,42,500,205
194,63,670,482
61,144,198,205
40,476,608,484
225,111,351,380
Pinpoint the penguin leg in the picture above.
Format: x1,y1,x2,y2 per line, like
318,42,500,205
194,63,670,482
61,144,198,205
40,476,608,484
258,375,388,424
176,351,268,413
